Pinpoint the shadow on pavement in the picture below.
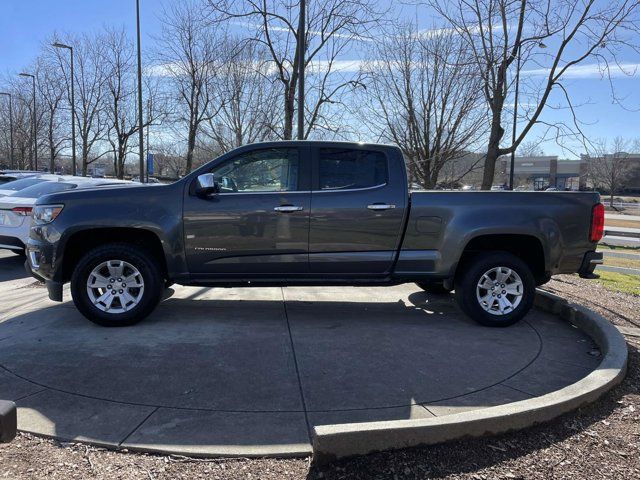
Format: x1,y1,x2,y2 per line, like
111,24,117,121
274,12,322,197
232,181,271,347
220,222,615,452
0,252,28,283
0,290,604,457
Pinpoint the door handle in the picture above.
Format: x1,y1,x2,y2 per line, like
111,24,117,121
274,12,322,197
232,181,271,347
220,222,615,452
274,205,304,213
367,204,396,211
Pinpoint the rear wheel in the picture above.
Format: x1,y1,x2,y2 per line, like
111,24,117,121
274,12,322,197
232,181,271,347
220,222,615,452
454,251,535,327
70,243,163,327
415,281,451,295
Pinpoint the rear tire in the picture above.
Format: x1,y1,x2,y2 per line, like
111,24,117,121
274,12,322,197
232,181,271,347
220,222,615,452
70,243,163,327
454,251,535,327
415,281,451,295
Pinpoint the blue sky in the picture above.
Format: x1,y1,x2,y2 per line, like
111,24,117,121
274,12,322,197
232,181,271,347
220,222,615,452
1,0,639,158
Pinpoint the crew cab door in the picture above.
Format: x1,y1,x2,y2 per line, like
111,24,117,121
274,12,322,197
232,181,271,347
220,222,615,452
183,146,311,275
309,146,407,275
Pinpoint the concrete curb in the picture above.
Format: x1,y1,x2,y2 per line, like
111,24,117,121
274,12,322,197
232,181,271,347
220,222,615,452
0,400,17,443
311,290,629,465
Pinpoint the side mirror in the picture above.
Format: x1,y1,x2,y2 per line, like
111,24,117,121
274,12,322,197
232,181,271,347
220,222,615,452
195,173,220,197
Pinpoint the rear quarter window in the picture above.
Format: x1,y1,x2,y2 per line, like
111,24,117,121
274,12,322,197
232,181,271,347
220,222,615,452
318,148,388,190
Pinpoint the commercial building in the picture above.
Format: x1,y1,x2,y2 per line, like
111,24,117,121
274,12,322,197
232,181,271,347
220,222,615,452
499,156,587,190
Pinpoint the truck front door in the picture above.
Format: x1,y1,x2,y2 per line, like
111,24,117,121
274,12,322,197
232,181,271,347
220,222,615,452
183,146,311,275
309,146,407,275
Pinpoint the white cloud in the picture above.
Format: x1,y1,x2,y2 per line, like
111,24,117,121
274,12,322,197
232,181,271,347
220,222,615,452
522,62,640,79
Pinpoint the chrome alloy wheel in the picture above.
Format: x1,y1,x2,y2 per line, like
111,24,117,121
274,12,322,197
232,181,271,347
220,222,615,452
86,260,145,313
475,266,524,316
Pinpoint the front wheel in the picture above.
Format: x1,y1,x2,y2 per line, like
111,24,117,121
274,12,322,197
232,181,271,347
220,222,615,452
70,243,163,327
454,251,535,327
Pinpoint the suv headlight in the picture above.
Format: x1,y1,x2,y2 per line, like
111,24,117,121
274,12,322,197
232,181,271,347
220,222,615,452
32,205,64,225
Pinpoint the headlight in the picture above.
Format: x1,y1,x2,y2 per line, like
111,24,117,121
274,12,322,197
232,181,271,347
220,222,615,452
32,205,64,225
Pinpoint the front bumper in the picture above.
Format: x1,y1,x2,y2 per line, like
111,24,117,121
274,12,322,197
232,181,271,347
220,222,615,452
578,250,603,279
25,233,64,302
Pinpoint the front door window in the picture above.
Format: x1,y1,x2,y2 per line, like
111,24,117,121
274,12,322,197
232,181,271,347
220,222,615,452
210,148,299,193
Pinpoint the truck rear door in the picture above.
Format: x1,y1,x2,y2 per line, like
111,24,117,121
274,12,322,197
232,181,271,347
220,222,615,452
308,146,407,275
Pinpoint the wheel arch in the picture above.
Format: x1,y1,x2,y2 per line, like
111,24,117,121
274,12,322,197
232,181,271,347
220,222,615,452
455,234,548,285
61,227,168,283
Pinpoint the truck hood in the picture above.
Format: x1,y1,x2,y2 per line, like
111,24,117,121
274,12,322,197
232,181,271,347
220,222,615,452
36,182,173,206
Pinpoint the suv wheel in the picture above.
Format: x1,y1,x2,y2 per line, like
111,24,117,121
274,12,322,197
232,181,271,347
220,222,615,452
70,243,163,327
454,251,535,327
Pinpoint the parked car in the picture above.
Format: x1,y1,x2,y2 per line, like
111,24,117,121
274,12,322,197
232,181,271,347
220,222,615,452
0,178,132,254
0,171,42,185
0,174,64,197
26,141,604,328
131,176,162,184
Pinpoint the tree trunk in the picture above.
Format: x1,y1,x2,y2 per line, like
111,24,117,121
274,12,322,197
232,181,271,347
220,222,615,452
82,140,89,176
185,124,197,173
481,111,505,190
49,147,55,173
118,146,126,180
283,83,295,140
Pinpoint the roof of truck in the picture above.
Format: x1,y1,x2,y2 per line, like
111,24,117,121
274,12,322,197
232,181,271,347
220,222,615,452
237,140,399,150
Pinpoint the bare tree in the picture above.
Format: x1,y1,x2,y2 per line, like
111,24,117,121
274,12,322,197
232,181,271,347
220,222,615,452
359,23,487,188
0,86,31,170
587,136,632,206
203,38,280,152
1,77,37,170
156,0,223,174
517,140,545,157
101,28,162,179
11,97,32,170
430,0,640,189
152,140,186,179
36,50,69,173
209,0,382,140
53,33,109,175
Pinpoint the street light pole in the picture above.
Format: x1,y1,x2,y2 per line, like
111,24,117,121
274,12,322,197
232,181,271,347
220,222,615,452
509,43,521,191
0,92,14,169
19,72,37,171
136,0,145,183
297,0,305,140
52,42,77,176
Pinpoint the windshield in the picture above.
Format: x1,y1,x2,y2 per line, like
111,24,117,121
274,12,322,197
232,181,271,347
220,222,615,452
11,182,77,199
0,177,47,191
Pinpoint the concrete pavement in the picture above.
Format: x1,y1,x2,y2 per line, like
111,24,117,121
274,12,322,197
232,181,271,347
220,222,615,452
0,250,608,457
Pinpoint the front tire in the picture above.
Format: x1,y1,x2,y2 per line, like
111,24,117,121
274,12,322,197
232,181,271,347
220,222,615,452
454,251,535,327
70,243,163,327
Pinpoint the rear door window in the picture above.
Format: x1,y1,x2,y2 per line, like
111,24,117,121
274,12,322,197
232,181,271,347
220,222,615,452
317,148,388,190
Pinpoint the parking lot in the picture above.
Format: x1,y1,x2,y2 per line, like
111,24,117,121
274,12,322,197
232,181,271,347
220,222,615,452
0,249,605,457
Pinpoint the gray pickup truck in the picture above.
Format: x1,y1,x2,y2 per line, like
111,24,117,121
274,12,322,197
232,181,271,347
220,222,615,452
26,141,604,327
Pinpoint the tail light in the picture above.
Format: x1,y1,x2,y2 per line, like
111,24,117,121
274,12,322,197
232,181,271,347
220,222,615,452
590,203,605,243
11,206,33,216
